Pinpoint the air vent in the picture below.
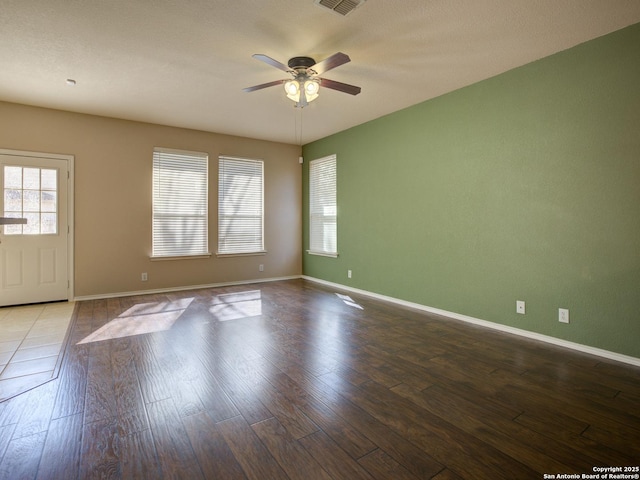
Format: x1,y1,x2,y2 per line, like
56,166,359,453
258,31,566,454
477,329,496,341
314,0,367,16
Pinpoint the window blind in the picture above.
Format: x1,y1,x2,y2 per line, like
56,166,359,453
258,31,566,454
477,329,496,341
152,148,208,257
309,154,337,256
218,156,264,255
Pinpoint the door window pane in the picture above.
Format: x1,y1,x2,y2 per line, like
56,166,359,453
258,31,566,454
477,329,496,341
41,191,57,212
41,213,57,234
2,166,58,235
4,167,22,188
4,189,21,211
23,190,40,211
23,168,40,189
41,169,57,190
24,212,41,235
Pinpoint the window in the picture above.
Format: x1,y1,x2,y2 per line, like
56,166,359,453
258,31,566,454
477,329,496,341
152,148,208,258
309,154,337,257
3,165,58,235
218,156,264,255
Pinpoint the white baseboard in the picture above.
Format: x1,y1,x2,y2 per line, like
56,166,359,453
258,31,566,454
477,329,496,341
73,275,301,302
302,276,640,368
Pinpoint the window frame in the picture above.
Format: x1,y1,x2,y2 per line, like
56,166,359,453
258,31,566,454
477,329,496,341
217,155,265,257
151,147,210,260
308,154,338,257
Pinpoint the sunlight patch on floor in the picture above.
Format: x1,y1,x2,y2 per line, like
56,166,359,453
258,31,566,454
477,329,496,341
209,290,262,321
335,293,363,309
77,298,194,344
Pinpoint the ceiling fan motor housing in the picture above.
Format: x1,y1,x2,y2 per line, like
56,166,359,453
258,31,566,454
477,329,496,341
288,57,316,70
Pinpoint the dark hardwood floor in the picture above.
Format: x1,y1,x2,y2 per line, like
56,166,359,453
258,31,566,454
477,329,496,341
1,278,638,479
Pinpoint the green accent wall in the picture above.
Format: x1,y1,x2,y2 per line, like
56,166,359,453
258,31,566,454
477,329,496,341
302,23,640,358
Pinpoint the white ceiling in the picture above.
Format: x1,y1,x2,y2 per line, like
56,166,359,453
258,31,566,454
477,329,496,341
2,1,639,145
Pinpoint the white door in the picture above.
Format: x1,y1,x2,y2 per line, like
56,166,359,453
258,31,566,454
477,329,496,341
1,153,70,306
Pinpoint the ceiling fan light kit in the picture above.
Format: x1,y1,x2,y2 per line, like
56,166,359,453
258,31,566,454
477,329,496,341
284,78,320,105
244,52,361,108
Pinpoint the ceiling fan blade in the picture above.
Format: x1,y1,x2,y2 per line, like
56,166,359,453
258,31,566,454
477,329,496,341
252,54,291,73
311,52,351,75
243,79,286,93
319,78,361,96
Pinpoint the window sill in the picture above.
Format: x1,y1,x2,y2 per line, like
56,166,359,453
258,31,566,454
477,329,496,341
307,250,338,258
150,253,212,261
216,250,267,258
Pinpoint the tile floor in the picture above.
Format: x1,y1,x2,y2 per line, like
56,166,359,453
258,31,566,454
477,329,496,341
0,301,75,401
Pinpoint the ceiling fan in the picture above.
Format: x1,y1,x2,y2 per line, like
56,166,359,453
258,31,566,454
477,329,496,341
243,52,361,108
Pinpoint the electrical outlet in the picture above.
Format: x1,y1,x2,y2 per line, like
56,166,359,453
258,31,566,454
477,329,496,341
559,308,569,323
348,270,352,279
259,264,264,272
516,300,525,314
141,272,148,281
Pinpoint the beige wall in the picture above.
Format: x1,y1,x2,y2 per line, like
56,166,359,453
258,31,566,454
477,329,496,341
0,101,302,297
